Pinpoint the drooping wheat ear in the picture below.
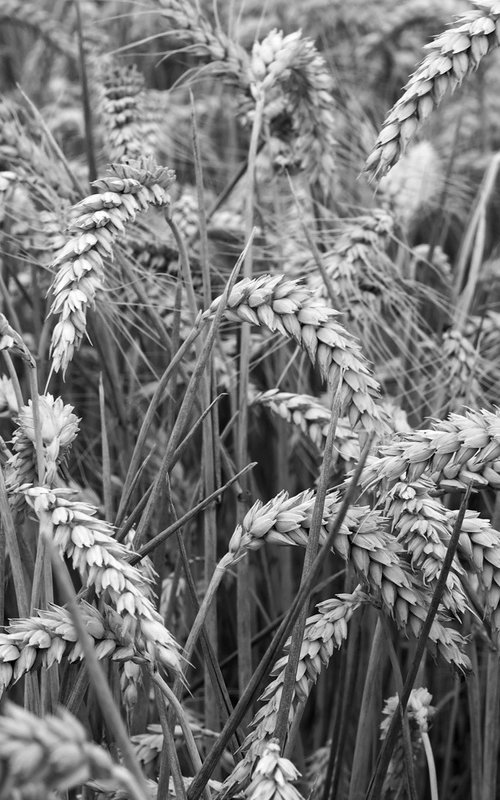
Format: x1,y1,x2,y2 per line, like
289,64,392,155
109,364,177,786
0,602,121,695
252,389,360,463
306,210,396,316
219,590,365,799
360,408,500,493
204,275,384,431
436,329,483,413
245,740,305,800
49,159,175,376
0,0,74,59
157,0,249,84
248,29,337,192
0,313,34,366
380,688,436,800
5,395,79,498
98,62,159,163
452,509,500,641
0,702,140,798
379,141,444,229
382,478,467,616
365,0,500,180
23,486,183,677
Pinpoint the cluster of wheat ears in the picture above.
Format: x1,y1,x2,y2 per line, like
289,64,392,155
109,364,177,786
2,0,500,799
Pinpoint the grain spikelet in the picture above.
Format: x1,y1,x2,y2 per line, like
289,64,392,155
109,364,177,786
49,159,175,376
366,0,500,179
245,740,305,800
205,275,384,431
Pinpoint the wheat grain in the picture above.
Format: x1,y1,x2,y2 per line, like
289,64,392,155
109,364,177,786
0,701,140,798
205,274,384,431
23,486,183,677
49,159,175,376
366,0,500,180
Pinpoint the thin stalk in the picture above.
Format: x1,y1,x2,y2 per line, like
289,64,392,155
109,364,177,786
155,683,187,800
186,438,373,800
482,650,500,800
421,731,439,800
348,618,386,800
115,318,204,525
274,378,342,747
74,0,97,183
99,373,113,521
44,528,149,800
129,464,255,564
366,485,472,800
134,242,251,548
466,647,482,800
152,671,212,800
235,90,266,713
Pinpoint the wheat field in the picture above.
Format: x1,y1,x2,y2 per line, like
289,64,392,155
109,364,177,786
1,1,500,799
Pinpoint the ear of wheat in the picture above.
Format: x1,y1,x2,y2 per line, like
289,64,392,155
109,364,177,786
49,159,175,376
366,1,500,180
23,486,183,677
205,275,384,431
0,701,140,797
360,408,500,493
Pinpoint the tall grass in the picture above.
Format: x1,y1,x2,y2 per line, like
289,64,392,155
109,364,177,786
1,1,500,799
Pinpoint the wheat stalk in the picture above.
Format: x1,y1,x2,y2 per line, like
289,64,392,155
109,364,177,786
366,0,500,180
23,486,183,677
204,275,384,431
49,159,175,376
0,701,144,799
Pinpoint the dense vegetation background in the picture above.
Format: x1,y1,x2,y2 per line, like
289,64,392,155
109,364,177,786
1,1,500,799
